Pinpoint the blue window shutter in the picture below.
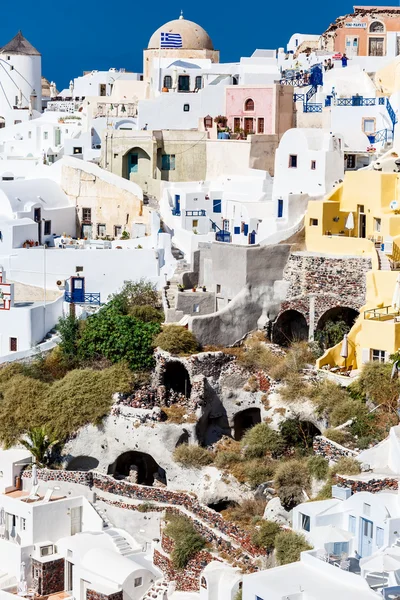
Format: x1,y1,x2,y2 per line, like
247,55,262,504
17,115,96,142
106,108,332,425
170,154,176,170
243,224,249,235
278,199,284,218
162,155,169,170
213,199,222,213
234,226,240,234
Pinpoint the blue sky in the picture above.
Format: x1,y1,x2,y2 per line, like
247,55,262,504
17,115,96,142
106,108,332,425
2,0,398,88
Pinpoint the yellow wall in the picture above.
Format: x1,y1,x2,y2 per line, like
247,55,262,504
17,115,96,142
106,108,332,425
317,270,400,370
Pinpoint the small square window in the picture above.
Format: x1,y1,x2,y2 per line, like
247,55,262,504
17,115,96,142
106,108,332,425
134,578,143,588
10,337,17,352
114,225,122,237
310,218,318,226
193,304,200,313
82,208,92,222
192,219,198,228
183,104,190,112
371,349,385,362
363,503,371,516
311,160,316,170
162,154,175,171
97,224,106,237
43,132,48,140
114,153,118,159
374,218,381,232
20,518,26,531
28,131,32,139
216,284,221,294
73,147,82,154
300,513,310,531
289,154,297,168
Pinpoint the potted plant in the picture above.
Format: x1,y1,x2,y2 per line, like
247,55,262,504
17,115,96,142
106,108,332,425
192,287,196,292
178,284,185,292
202,286,206,292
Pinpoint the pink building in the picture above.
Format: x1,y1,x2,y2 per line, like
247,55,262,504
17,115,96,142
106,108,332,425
225,85,294,136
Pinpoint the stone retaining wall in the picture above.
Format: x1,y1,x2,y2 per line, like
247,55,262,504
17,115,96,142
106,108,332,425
22,468,92,486
153,549,216,592
313,436,359,461
337,476,399,493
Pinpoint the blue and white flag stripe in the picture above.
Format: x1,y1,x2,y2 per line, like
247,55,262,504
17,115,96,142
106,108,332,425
160,32,183,48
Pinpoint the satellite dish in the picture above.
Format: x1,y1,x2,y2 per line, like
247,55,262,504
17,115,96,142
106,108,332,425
390,200,398,210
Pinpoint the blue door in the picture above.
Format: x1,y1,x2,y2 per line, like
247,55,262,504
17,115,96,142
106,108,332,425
360,518,373,557
249,231,256,244
174,195,180,215
71,277,85,303
129,153,138,174
278,199,284,218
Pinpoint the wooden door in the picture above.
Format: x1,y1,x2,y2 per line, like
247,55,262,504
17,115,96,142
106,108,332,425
244,118,253,134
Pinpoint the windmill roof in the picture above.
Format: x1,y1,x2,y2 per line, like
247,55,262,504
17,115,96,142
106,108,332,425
0,31,40,56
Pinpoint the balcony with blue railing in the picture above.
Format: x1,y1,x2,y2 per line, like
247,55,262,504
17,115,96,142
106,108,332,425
304,104,322,113
172,207,181,216
215,230,231,243
65,292,101,305
336,96,376,106
185,210,206,217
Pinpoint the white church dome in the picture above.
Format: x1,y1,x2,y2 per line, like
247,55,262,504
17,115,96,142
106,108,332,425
148,14,214,50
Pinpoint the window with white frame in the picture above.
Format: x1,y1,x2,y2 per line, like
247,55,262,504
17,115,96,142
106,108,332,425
20,518,26,531
134,578,143,588
371,349,385,362
363,503,371,517
300,513,310,531
193,304,200,313
374,218,381,232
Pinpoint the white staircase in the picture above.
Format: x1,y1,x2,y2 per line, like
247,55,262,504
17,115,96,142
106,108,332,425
105,528,136,558
377,247,391,271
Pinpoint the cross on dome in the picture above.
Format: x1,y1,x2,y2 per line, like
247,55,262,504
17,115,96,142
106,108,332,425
179,10,184,19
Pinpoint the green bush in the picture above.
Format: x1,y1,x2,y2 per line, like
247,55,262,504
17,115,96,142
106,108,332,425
307,455,329,480
357,361,400,408
315,319,351,350
274,459,310,510
222,499,266,528
78,304,160,370
164,514,206,569
275,531,312,565
279,373,311,402
214,451,242,468
238,342,285,373
0,362,133,446
173,444,213,468
247,461,276,488
129,304,164,323
279,417,318,451
331,457,361,477
57,315,80,363
311,380,352,420
251,520,280,551
109,279,161,314
241,423,284,459
324,428,349,445
155,325,200,355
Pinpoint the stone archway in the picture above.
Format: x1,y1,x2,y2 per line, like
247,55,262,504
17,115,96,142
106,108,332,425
317,306,359,331
273,309,308,347
163,361,192,400
233,408,261,441
107,451,166,487
66,456,99,471
123,146,151,181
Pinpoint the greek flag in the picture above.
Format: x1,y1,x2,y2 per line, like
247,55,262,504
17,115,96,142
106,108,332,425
160,32,183,48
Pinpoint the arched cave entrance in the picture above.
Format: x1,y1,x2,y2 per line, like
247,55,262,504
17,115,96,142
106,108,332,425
163,361,192,401
316,306,359,349
107,451,167,487
207,500,238,513
279,417,322,450
317,306,359,331
66,456,99,471
233,408,261,441
273,310,308,347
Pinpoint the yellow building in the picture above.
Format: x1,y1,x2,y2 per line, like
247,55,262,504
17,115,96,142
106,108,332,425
305,169,400,269
307,169,400,370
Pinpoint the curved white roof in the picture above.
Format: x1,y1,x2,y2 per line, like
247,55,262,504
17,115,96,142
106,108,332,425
82,548,142,584
0,178,72,218
148,16,213,50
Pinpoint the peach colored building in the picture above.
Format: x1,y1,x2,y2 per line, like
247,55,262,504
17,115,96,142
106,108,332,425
322,6,400,57
224,85,294,136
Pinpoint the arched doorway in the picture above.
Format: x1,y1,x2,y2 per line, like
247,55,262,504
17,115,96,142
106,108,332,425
316,306,359,349
233,408,261,441
66,456,99,471
273,310,308,347
279,417,321,451
163,361,192,401
108,451,166,486
123,146,151,181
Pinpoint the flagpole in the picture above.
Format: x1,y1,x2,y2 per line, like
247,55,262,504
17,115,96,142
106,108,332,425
158,35,162,94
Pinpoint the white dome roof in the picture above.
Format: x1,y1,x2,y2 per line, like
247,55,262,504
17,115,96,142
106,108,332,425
148,16,214,50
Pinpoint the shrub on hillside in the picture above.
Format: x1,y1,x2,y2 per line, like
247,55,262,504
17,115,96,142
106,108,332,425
279,417,318,451
247,461,276,488
0,362,133,446
324,428,349,445
164,514,206,569
155,325,199,355
275,531,312,565
173,444,213,468
331,456,361,477
311,380,351,420
279,372,311,402
356,361,400,410
251,520,280,551
238,342,285,374
241,423,284,459
78,304,160,370
307,455,329,480
109,279,161,314
129,304,164,323
222,499,266,528
274,459,310,510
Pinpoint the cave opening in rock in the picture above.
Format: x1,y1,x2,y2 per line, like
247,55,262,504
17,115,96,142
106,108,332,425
273,310,308,347
207,500,238,513
233,407,261,441
66,456,99,471
163,361,192,400
107,451,167,486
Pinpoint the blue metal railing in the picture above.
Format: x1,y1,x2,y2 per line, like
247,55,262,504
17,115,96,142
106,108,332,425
378,97,385,105
305,85,317,103
336,97,375,106
65,292,101,305
172,208,181,216
304,103,322,113
293,93,305,102
186,210,206,217
367,129,390,144
280,76,310,87
387,98,397,128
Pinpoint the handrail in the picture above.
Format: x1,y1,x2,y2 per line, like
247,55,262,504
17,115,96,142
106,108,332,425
364,305,399,320
65,292,101,305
